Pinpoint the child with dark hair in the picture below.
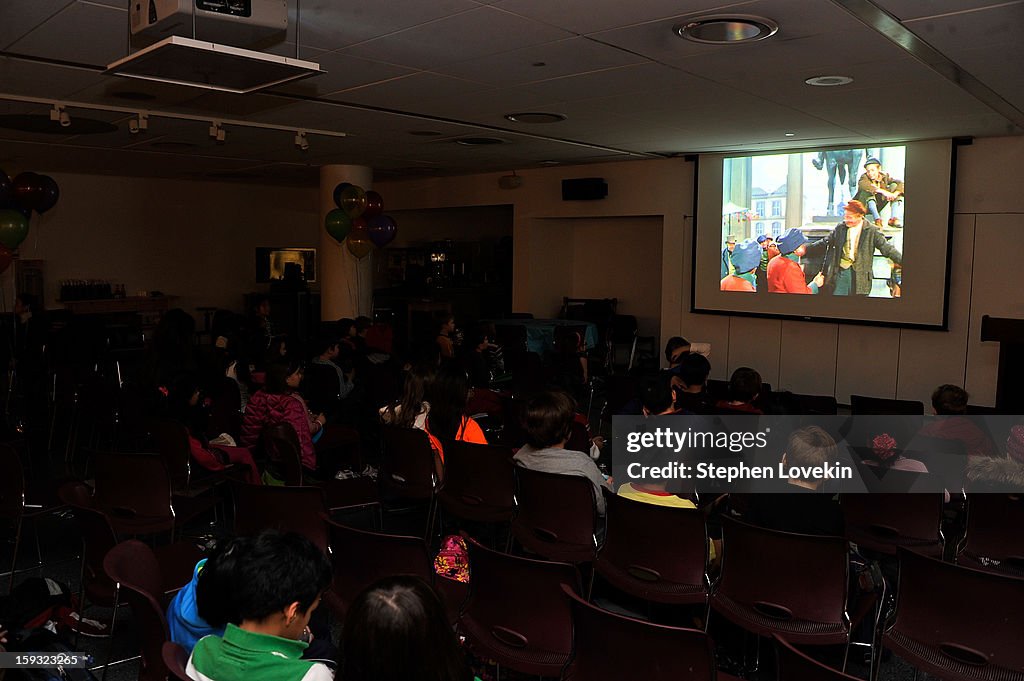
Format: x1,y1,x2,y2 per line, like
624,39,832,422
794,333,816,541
715,366,763,414
434,312,457,360
187,531,334,681
919,384,996,461
423,366,487,464
512,390,610,514
339,576,477,681
168,375,261,484
168,536,251,654
671,352,712,414
381,364,435,430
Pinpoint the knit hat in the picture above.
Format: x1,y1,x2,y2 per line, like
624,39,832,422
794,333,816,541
777,227,807,255
1008,425,1024,464
731,239,761,273
864,157,881,168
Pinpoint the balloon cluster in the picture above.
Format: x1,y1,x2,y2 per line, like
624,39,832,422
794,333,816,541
0,170,61,272
324,183,397,259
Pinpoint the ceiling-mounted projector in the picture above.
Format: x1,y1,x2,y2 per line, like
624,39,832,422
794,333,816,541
130,0,287,47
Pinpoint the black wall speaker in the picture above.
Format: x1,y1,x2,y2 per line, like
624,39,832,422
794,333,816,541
562,177,608,201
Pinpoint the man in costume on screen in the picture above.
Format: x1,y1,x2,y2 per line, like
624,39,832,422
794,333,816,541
804,199,902,296
721,235,737,278
754,234,777,294
721,239,761,292
854,157,904,227
767,228,823,294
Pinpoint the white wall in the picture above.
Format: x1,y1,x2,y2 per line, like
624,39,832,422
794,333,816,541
377,136,1024,406
12,172,318,315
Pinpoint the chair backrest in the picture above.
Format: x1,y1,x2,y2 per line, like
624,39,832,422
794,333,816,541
884,548,1024,678
841,493,944,556
162,641,191,681
148,418,192,488
562,584,716,681
595,493,708,605
959,493,1024,576
512,466,598,563
58,484,119,605
437,441,515,523
792,393,839,415
262,422,305,486
0,443,25,521
326,519,432,614
850,394,924,415
91,451,174,522
904,432,969,491
461,535,579,676
774,634,861,681
509,351,545,398
716,516,848,628
232,483,328,552
379,426,437,501
104,540,169,681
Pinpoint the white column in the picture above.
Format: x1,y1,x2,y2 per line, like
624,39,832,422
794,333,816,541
319,164,373,321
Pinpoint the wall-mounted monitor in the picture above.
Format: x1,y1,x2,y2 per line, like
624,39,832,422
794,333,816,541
255,247,316,283
691,139,956,329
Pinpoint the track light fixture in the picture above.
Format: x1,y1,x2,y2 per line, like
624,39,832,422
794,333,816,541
129,113,148,134
209,121,226,143
294,130,308,151
50,104,71,128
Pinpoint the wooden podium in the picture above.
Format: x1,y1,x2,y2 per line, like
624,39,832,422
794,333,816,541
980,316,1024,413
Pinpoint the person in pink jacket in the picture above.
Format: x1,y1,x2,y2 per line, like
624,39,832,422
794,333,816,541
242,360,325,472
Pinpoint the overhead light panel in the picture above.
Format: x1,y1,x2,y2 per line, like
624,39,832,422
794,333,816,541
105,36,322,94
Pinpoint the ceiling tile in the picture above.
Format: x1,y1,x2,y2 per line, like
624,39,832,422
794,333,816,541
323,72,490,109
10,2,127,66
437,37,645,86
340,6,573,70
873,0,1020,21
295,0,479,52
0,58,109,99
1,0,74,50
270,50,417,98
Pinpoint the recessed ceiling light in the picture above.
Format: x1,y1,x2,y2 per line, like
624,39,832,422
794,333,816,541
408,130,443,136
784,132,795,137
674,15,778,44
504,112,566,124
805,75,854,87
453,137,507,146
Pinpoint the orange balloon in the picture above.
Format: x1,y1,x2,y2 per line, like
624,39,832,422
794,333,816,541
346,219,373,258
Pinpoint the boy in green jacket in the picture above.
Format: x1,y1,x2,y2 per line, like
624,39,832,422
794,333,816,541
187,530,333,681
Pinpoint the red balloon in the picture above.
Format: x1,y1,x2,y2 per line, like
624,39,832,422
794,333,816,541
363,190,384,219
0,246,13,274
13,172,43,211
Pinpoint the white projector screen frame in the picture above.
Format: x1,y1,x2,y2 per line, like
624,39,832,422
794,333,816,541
691,139,956,329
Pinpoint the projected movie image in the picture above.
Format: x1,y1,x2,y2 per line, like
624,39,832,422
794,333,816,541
720,146,905,298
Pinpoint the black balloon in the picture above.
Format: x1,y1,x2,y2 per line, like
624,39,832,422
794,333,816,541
13,172,42,211
332,182,353,209
0,171,12,209
35,175,60,214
